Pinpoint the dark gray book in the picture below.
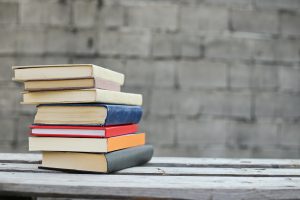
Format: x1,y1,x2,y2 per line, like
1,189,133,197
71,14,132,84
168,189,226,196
40,145,154,173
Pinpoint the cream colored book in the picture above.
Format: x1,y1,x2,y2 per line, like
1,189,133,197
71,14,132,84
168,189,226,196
24,78,121,91
29,133,145,153
12,64,124,85
22,89,142,105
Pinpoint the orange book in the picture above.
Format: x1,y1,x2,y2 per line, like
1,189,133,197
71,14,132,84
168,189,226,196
29,133,145,153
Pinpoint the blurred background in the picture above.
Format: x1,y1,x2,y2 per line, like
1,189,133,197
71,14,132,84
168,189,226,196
0,0,300,158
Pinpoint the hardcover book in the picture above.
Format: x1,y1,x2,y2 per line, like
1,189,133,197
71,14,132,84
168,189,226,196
41,145,154,173
29,133,145,153
34,104,143,125
13,64,124,85
22,89,142,106
24,78,121,92
30,124,138,138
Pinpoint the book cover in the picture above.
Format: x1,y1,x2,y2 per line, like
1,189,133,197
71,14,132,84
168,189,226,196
105,104,143,125
41,145,154,173
105,145,153,173
30,124,138,138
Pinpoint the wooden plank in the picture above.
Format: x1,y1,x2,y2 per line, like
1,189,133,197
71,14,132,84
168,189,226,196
0,196,33,200
0,153,41,164
119,166,300,177
1,163,300,177
1,153,300,168
0,171,300,199
0,163,52,173
150,157,300,168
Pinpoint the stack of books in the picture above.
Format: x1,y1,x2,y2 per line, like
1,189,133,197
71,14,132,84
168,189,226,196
13,64,153,173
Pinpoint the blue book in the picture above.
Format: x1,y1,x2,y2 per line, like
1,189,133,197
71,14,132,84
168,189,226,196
34,103,143,126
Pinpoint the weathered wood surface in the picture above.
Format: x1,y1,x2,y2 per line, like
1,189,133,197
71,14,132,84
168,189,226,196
2,163,300,177
1,153,300,199
1,153,300,168
1,172,300,199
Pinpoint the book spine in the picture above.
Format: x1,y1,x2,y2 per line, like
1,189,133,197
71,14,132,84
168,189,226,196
105,145,153,173
105,124,138,137
94,78,121,92
104,105,143,126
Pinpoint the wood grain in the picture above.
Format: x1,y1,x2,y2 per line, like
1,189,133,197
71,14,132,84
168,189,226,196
2,163,300,177
1,153,300,168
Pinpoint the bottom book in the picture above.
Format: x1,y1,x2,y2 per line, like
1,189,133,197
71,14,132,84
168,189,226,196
41,145,154,173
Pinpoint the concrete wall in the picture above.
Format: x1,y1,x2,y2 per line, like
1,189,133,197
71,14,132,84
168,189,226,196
0,0,300,158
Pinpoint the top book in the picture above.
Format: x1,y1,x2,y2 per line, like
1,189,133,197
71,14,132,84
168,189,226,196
12,64,125,85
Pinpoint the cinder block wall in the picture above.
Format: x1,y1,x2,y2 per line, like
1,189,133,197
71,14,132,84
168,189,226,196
0,0,300,158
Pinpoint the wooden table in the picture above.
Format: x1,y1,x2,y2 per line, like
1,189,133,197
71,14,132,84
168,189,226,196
1,154,300,199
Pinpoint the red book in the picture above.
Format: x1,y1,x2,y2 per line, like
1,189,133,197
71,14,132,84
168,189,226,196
30,124,138,138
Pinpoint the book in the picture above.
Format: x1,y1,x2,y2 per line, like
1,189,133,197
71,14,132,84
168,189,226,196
41,145,153,173
13,64,124,85
34,104,143,126
24,78,121,92
22,89,143,106
30,124,138,138
29,133,145,153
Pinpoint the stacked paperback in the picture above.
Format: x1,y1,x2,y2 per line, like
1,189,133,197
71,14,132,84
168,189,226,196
13,64,153,173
